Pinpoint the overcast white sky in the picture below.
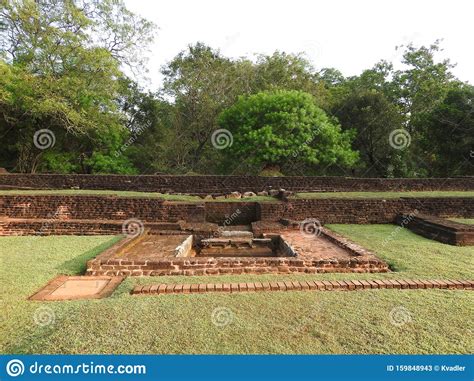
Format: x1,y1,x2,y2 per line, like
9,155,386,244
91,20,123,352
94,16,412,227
125,0,474,91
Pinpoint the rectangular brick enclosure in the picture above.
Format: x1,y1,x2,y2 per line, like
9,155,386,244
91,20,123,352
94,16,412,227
86,227,389,276
1,174,473,194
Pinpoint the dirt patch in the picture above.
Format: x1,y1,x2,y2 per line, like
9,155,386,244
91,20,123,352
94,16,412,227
280,231,356,259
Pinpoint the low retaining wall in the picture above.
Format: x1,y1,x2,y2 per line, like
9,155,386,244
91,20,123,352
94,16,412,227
0,195,472,236
258,197,474,223
0,195,205,222
205,202,258,225
0,219,220,237
395,214,474,246
86,255,388,277
1,174,472,193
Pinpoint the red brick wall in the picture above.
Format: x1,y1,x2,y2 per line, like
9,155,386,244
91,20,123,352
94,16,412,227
1,173,472,193
1,195,472,230
204,202,258,225
257,198,474,223
86,256,389,276
0,195,205,222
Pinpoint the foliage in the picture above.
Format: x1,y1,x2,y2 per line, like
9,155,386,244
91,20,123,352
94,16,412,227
333,90,405,176
420,85,474,176
219,90,358,170
160,43,241,173
0,0,155,172
0,8,471,179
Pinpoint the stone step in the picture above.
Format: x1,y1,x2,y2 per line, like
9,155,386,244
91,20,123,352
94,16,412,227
219,230,254,238
198,246,274,257
201,237,253,247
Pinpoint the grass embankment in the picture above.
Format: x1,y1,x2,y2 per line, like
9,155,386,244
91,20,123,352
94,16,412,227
292,191,474,199
449,218,474,225
0,189,274,202
1,225,472,354
1,189,474,202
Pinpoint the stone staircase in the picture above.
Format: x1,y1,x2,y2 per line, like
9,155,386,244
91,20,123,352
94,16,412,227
199,230,274,257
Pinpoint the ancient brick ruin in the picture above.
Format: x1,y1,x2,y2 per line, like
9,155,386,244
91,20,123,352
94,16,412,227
1,174,473,278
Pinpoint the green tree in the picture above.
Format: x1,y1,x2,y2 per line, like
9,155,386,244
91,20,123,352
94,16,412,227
218,90,358,173
161,43,242,173
421,86,474,176
118,80,173,174
160,45,328,173
333,90,405,176
0,0,155,172
391,41,460,176
393,41,456,130
253,52,324,100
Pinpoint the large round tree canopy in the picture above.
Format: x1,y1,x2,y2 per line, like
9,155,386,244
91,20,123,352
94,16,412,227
218,90,358,169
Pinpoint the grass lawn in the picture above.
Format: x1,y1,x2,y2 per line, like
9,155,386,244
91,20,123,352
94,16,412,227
449,218,474,225
1,225,473,354
2,189,473,202
292,191,474,199
0,189,275,202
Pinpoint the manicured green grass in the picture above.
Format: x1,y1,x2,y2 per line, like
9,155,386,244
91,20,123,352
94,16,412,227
1,226,472,354
449,218,474,225
293,191,474,199
0,189,275,202
3,189,473,202
0,189,202,201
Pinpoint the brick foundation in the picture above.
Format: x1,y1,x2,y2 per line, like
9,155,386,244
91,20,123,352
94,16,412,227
86,256,389,277
395,214,474,246
85,228,389,276
204,202,258,225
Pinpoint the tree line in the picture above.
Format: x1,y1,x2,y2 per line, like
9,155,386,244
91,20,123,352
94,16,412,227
1,0,472,177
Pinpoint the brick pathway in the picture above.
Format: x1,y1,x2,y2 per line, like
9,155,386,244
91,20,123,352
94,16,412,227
132,279,474,295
